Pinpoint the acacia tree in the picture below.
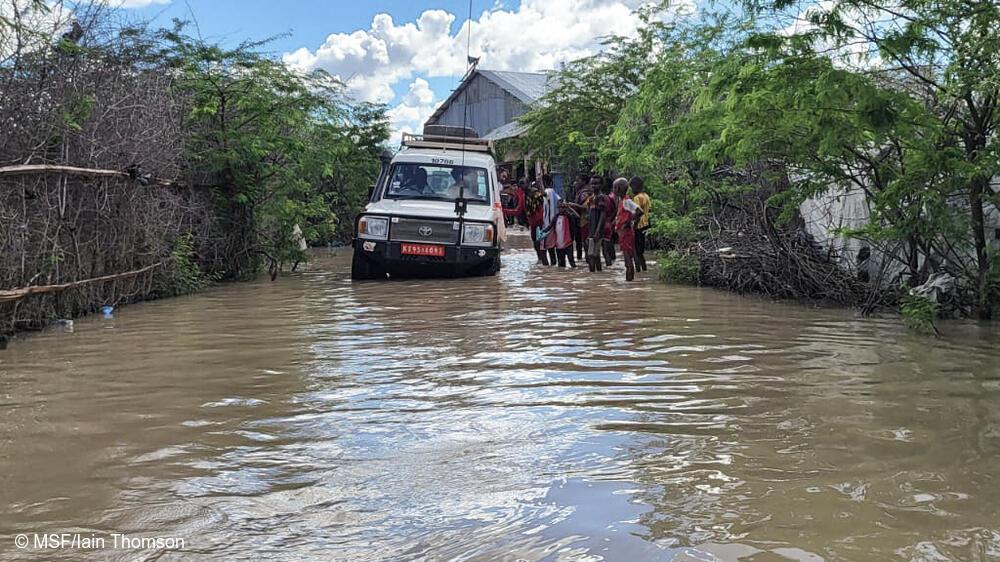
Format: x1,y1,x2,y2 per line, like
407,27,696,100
699,46,957,272
517,9,761,240
2,3,389,338
608,14,751,242
467,0,1000,315
159,23,388,279
515,8,661,172
735,0,1000,316
307,101,389,243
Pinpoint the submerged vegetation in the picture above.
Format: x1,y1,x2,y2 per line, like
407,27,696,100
0,1,388,338
901,291,940,335
516,0,1000,320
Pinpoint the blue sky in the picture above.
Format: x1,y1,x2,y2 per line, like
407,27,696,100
122,0,496,109
118,1,698,140
126,1,495,60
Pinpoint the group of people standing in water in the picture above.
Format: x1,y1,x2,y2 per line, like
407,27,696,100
500,172,651,281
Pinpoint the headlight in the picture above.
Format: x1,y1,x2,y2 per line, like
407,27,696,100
358,216,388,240
462,223,494,246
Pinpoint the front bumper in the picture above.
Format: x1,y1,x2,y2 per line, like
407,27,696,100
353,239,498,275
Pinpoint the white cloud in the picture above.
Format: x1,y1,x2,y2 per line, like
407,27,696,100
402,75,435,106
283,0,695,105
284,9,457,103
386,77,440,144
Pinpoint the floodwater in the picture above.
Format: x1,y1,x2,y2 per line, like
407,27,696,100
2,234,1000,562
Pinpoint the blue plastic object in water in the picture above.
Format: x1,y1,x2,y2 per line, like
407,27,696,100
101,305,114,318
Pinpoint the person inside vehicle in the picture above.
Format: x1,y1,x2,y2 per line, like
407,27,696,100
445,167,483,201
405,167,429,194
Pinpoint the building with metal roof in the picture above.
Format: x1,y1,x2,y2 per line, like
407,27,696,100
423,68,554,141
422,67,562,188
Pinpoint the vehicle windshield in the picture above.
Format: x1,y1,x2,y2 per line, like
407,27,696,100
382,163,490,203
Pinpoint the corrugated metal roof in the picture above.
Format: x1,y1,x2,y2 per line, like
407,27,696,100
477,70,553,103
424,68,555,128
481,120,527,141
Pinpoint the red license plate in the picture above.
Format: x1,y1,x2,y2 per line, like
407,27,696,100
400,243,445,257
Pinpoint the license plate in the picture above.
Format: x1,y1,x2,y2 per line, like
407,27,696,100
400,243,445,257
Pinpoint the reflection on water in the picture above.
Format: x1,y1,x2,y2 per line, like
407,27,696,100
2,233,999,561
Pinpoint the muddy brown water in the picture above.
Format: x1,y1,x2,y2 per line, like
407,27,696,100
2,233,999,561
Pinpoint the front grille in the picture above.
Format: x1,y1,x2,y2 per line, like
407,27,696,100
390,218,459,244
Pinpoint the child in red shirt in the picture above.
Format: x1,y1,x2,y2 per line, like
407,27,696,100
500,180,521,226
612,177,644,281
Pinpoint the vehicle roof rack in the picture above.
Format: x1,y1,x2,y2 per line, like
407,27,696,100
402,132,494,154
424,124,478,138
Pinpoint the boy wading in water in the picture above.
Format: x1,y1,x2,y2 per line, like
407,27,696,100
613,177,644,281
571,173,591,261
599,179,617,267
585,176,610,272
629,176,651,272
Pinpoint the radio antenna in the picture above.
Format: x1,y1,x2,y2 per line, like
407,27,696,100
455,0,474,221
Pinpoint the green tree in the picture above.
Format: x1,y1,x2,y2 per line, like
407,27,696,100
515,7,662,172
736,0,1000,316
160,23,388,279
608,14,750,242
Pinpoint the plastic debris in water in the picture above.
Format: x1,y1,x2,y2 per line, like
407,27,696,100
55,318,74,332
101,305,114,318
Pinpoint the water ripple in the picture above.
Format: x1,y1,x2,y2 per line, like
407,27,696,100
1,236,999,561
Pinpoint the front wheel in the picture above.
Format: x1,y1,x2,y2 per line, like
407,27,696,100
351,251,385,280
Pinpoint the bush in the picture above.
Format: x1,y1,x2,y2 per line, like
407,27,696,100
901,291,939,335
650,215,700,248
658,250,699,284
156,234,216,297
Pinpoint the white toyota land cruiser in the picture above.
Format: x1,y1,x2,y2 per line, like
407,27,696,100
351,126,506,279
